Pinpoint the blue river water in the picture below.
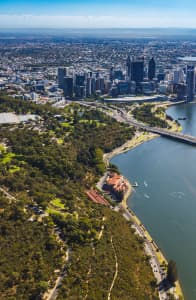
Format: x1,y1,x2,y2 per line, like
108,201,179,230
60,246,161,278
111,103,196,300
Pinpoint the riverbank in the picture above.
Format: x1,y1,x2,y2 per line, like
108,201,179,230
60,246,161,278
103,131,158,166
100,130,184,300
115,170,184,299
121,201,184,300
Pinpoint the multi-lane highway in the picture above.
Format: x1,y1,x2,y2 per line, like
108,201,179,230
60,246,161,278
77,100,196,146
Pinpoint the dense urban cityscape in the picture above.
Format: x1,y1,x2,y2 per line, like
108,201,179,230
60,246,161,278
1,36,196,105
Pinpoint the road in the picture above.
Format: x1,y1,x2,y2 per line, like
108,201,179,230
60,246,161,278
121,205,169,300
96,171,108,190
108,106,196,146
78,100,196,146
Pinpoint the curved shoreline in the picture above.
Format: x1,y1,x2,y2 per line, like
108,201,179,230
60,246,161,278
102,131,184,300
120,182,184,300
103,131,158,165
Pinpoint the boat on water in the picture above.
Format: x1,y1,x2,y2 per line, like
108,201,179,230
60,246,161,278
132,182,139,187
178,117,187,120
144,194,150,199
144,181,148,187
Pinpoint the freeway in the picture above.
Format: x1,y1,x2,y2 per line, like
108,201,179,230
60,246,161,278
109,106,196,146
80,101,196,146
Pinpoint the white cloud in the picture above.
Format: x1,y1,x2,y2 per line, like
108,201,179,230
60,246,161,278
0,13,196,28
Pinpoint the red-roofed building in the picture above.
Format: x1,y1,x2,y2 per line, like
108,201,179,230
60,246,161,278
104,172,128,201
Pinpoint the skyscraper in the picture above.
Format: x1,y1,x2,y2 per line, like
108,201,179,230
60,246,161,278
173,83,186,100
75,74,85,86
75,74,86,98
58,67,67,89
186,66,195,102
91,78,96,95
63,77,73,98
86,77,92,97
131,58,144,84
148,57,156,81
110,67,114,81
126,55,131,79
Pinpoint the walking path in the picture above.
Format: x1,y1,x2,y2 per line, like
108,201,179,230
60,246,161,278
43,248,70,300
84,245,95,300
108,236,119,300
0,187,17,202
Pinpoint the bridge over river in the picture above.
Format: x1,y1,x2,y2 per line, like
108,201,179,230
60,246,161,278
107,105,196,146
141,125,196,146
76,101,196,146
122,112,196,146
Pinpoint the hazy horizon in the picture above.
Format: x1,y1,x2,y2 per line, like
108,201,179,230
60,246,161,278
2,28,196,40
1,0,196,28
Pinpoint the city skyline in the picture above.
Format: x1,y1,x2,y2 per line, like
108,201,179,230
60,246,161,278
1,0,196,28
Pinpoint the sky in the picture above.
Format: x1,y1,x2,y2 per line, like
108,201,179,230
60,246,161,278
1,0,196,28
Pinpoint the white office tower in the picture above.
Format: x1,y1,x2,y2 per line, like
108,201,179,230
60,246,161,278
31,92,38,102
165,72,173,82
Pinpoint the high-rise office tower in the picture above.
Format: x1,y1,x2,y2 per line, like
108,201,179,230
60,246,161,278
131,58,144,84
91,78,96,95
173,83,186,100
63,77,73,97
110,67,114,81
58,67,67,89
75,86,86,98
186,66,195,102
173,70,180,84
75,74,85,86
75,74,86,98
86,77,92,97
95,78,105,93
114,70,124,80
157,73,165,82
148,57,156,81
126,55,131,79
173,69,184,84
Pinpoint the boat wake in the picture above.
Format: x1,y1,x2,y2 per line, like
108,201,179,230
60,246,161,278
144,194,150,199
170,191,185,199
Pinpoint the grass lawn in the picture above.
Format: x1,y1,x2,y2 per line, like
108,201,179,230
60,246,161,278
9,165,21,173
0,144,6,152
51,198,65,209
0,152,16,164
79,119,105,127
56,138,64,145
61,122,73,128
46,207,63,216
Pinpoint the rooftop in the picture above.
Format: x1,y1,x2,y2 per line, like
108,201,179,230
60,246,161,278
104,95,167,103
178,56,196,63
0,112,38,124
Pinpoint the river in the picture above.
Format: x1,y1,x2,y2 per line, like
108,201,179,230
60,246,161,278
111,103,196,300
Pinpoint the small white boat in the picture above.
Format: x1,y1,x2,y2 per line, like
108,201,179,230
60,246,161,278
144,181,148,187
144,194,150,199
